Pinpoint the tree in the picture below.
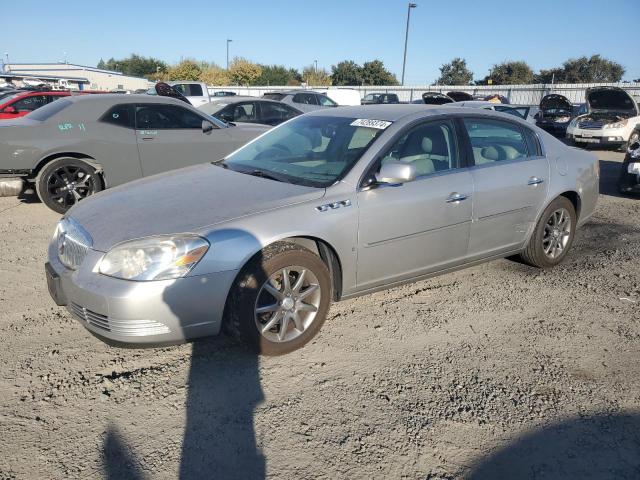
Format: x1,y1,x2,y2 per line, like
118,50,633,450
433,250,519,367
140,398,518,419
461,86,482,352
167,60,202,81
435,57,473,85
533,67,565,84
253,65,301,86
199,65,230,86
331,60,363,86
360,60,398,86
480,60,534,85
97,58,106,70
302,65,331,86
228,58,262,86
100,54,168,78
560,55,624,83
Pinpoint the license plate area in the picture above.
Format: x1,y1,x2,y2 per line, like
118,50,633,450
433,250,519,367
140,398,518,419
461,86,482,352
45,262,67,306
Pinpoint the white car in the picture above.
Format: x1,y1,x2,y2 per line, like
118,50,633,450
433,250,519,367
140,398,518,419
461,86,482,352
566,86,639,149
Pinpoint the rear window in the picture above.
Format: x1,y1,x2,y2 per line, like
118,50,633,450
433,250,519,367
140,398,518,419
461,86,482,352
28,99,72,121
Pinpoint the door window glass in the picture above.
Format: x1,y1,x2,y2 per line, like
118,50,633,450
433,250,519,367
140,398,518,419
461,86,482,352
317,94,337,107
463,118,529,165
260,102,299,125
230,102,257,122
135,104,205,129
173,84,203,96
100,105,134,128
12,95,49,112
292,93,318,105
380,120,460,177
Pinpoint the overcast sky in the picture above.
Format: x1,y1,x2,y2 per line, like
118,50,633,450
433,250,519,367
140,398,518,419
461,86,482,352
2,0,638,83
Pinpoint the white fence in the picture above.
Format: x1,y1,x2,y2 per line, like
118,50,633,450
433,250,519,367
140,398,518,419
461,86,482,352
209,82,640,106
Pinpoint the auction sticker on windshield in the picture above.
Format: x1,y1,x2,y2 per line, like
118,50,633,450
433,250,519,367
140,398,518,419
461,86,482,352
350,119,392,129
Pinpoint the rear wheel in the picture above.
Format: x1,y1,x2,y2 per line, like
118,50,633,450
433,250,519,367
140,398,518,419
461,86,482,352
36,158,103,213
224,242,332,355
519,196,576,268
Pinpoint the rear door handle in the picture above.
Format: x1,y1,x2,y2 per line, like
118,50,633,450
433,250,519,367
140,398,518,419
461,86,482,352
528,176,544,185
446,193,469,203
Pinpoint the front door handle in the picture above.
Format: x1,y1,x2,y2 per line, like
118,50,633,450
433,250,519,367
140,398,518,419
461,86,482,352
446,192,469,203
528,176,544,186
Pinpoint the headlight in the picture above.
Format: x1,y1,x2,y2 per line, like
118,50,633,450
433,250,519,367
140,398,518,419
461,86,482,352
555,116,570,123
98,234,209,281
604,119,628,129
628,162,640,174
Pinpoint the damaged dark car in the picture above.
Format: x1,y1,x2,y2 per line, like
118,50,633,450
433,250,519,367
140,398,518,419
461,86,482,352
535,94,574,135
619,126,640,195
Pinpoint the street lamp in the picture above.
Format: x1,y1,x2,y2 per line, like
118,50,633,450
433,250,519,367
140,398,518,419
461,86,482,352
4,52,10,72
314,59,318,74
226,39,233,70
401,2,417,86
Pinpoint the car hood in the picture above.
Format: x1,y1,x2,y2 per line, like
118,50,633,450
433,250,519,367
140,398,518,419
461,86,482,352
68,163,325,251
539,94,572,113
586,87,638,114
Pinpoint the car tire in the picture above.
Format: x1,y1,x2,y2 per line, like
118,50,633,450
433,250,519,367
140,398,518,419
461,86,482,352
519,196,576,269
35,158,103,214
224,242,332,356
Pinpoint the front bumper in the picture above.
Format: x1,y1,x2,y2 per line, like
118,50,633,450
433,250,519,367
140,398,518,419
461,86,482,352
46,242,238,346
536,121,568,135
566,129,625,147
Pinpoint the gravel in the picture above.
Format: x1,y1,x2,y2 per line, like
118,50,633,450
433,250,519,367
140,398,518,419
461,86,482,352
0,148,639,479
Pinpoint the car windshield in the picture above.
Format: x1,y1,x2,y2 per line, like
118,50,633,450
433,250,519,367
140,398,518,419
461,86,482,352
27,99,72,121
222,115,387,187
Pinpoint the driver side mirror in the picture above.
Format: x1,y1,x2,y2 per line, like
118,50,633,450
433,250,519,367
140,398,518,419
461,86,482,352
3,106,17,114
202,120,215,133
375,161,417,185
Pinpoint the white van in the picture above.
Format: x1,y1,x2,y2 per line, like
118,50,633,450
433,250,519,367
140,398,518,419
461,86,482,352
316,88,361,106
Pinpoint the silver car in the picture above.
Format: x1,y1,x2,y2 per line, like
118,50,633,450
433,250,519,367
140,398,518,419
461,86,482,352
0,94,269,212
46,105,599,355
262,90,338,113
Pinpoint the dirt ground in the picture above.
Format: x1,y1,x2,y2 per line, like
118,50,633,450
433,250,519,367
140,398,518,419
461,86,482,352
0,148,639,480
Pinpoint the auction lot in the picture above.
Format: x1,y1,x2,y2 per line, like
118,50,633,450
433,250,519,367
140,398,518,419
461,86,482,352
0,148,639,478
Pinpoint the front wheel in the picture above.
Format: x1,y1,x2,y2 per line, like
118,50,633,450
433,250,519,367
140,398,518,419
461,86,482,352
519,196,576,268
36,158,103,213
224,242,332,355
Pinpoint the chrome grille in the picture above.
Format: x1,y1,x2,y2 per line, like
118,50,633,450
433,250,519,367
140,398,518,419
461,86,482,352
70,303,170,336
578,120,604,130
57,217,92,270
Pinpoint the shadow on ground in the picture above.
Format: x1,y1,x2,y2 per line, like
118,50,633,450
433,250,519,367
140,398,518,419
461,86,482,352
468,413,640,479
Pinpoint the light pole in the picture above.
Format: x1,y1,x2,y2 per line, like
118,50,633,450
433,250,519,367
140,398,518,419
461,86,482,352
4,52,10,72
314,59,318,74
401,2,417,86
226,39,233,70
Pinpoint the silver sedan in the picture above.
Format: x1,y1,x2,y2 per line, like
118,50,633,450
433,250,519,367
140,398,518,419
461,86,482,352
46,105,599,355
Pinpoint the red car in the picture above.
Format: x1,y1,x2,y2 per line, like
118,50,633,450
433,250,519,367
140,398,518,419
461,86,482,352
0,91,73,119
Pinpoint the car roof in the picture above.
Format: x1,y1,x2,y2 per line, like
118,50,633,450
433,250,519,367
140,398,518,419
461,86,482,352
304,104,533,125
63,93,191,107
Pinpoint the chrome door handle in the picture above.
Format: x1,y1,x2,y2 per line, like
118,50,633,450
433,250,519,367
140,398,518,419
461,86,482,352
446,193,469,203
528,176,544,185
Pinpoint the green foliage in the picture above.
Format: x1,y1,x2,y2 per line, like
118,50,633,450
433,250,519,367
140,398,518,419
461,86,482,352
559,55,624,83
302,65,331,86
99,54,168,78
253,65,301,86
360,60,398,86
435,58,473,86
167,60,202,81
331,60,363,86
479,60,534,85
229,58,262,86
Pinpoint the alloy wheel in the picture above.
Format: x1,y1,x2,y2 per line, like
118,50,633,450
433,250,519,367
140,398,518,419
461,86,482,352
47,165,98,209
254,266,322,343
542,208,571,259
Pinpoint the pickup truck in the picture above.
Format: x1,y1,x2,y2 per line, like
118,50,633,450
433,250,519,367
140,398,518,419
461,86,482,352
168,81,216,107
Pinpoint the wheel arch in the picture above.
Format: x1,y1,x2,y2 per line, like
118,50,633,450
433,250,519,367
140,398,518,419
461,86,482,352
33,153,104,185
558,190,581,220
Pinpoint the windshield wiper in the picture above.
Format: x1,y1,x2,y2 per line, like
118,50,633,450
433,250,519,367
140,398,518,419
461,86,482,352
245,169,291,183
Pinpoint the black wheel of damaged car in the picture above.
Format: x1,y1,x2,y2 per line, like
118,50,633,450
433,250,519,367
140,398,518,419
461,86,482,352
36,158,103,213
224,242,332,356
